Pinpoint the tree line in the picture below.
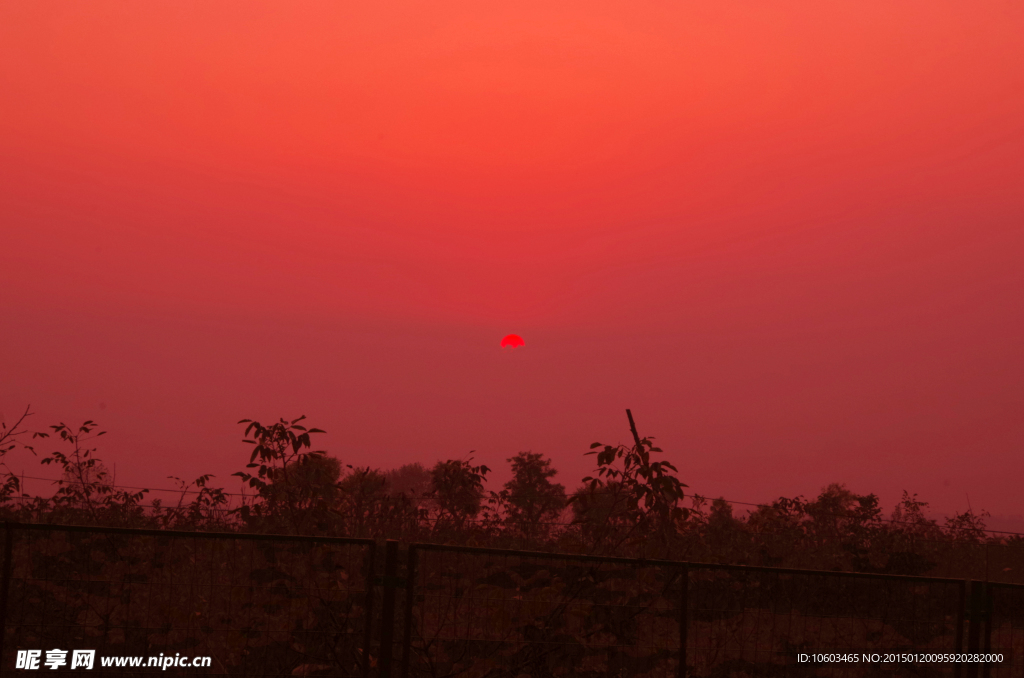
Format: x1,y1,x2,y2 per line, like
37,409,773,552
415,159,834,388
0,406,1017,581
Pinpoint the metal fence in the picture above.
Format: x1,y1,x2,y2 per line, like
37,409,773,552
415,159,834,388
987,582,1024,678
0,524,1016,676
396,544,1015,678
0,524,375,677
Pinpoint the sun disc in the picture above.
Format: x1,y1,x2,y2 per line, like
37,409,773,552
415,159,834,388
500,334,525,348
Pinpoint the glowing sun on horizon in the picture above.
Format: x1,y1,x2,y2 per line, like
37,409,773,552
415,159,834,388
500,334,525,348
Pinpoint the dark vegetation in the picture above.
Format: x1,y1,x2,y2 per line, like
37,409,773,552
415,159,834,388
1,406,1020,677
0,406,1018,582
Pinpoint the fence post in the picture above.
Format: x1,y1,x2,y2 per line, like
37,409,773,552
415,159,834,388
377,540,400,678
0,524,14,674
954,580,965,678
965,580,985,678
362,542,377,678
678,565,689,678
981,582,993,678
400,545,417,678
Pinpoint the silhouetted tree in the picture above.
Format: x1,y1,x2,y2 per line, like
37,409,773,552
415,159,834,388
570,434,688,555
159,474,230,530
338,467,390,536
232,415,328,531
384,462,432,506
494,452,565,542
35,420,148,525
0,405,40,501
428,458,490,532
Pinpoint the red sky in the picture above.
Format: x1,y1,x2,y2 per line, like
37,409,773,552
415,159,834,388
2,1,1022,521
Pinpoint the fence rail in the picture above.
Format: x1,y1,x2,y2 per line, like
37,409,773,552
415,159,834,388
0,523,376,677
0,523,1018,676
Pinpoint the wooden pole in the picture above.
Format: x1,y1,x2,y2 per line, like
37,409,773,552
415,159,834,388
626,409,644,452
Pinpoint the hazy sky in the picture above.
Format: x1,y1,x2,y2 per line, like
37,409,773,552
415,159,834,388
2,1,1022,520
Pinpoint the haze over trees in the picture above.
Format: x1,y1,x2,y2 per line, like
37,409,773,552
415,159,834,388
0,406,1014,582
